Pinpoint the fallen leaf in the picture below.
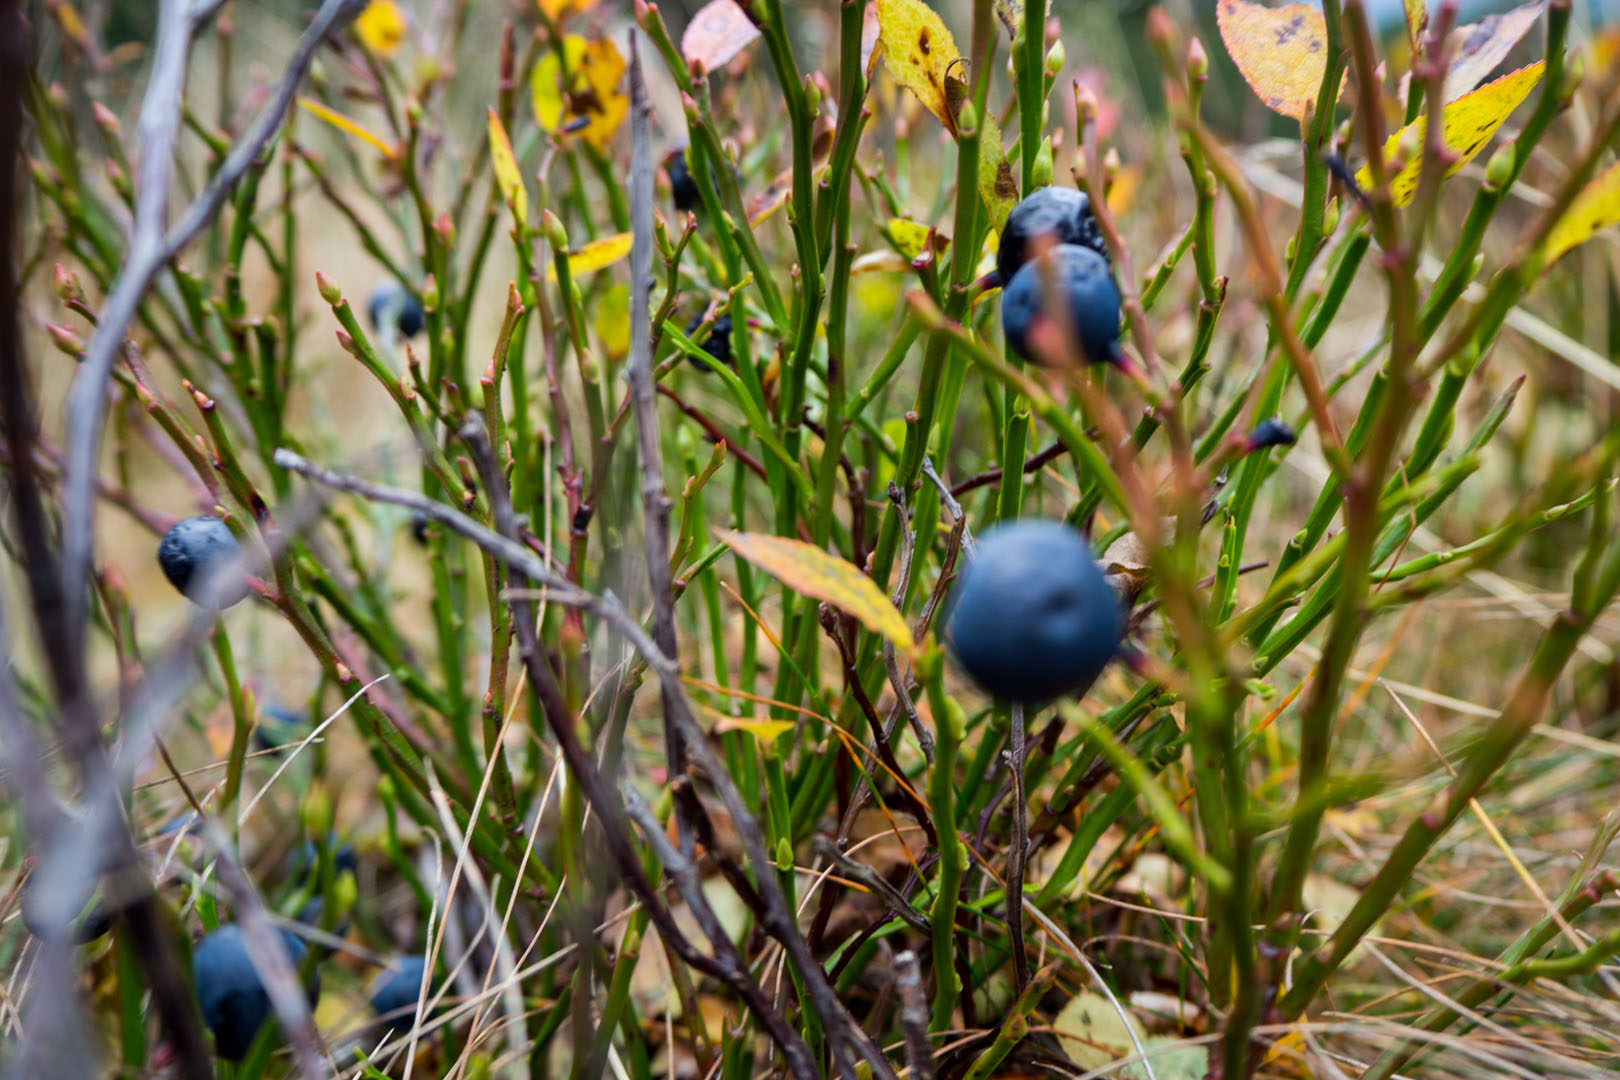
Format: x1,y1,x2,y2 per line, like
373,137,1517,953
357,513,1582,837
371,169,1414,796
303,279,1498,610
681,0,762,73
1357,60,1543,207
1216,0,1327,121
716,529,916,656
354,0,407,57
298,97,393,157
1544,159,1620,264
545,232,633,281
1053,991,1146,1074
875,0,964,131
486,109,528,224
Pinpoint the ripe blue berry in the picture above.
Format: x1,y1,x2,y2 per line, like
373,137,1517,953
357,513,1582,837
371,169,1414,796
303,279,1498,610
997,186,1108,286
667,149,701,212
290,836,358,883
1000,244,1124,366
20,879,112,943
686,312,733,372
157,515,248,609
370,955,429,1023
1245,417,1297,450
193,924,318,1061
367,280,425,339
945,520,1125,703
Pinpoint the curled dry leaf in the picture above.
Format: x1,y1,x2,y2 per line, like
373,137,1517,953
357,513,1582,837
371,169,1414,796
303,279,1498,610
1215,0,1327,121
1400,0,1544,102
1101,529,1152,607
681,0,762,73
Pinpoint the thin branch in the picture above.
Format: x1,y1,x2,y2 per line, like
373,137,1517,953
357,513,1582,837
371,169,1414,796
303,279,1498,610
60,0,359,667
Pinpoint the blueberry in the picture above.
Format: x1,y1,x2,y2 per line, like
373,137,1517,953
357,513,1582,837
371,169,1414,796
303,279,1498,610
370,955,429,1024
157,515,249,609
253,703,304,754
1000,244,1124,367
945,519,1125,703
19,880,113,943
666,149,701,212
1246,418,1297,450
367,281,424,339
685,312,733,372
290,836,358,882
996,186,1109,287
193,924,319,1061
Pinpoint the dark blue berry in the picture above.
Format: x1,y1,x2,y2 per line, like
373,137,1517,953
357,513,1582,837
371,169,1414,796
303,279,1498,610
290,836,358,883
370,955,429,1023
253,703,304,754
667,149,701,212
686,312,733,372
157,515,248,609
1000,244,1124,366
996,186,1109,287
1246,418,1297,450
945,520,1125,703
367,281,425,339
20,878,112,943
193,924,318,1061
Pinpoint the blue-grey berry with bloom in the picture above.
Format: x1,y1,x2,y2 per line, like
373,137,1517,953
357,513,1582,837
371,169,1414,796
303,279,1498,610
157,515,249,609
946,520,1125,703
370,955,430,1025
1000,244,1124,367
685,311,733,372
1245,418,1297,451
193,924,319,1061
996,186,1108,286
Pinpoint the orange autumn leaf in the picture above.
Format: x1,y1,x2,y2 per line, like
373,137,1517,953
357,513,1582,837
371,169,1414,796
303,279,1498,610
681,0,762,73
1216,0,1327,121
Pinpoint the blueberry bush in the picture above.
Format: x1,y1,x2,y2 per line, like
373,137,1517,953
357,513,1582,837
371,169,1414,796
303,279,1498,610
5,0,1620,1076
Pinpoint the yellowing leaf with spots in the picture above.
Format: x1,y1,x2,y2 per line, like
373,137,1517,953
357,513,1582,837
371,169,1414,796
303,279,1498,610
976,112,1019,231
355,0,407,57
1440,1,1543,101
487,109,528,224
887,218,947,261
1404,0,1427,53
545,232,632,281
1357,61,1543,207
875,0,964,131
1544,160,1620,264
529,36,628,148
716,529,916,656
1216,0,1327,121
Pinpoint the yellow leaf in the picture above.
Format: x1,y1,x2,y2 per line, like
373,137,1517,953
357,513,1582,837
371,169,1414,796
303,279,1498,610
1356,61,1543,208
976,111,1019,231
354,0,408,58
1545,159,1620,264
1216,0,1327,120
539,0,599,16
1404,0,1427,54
486,109,528,224
887,218,943,260
875,0,964,131
545,232,633,282
715,717,796,742
681,0,763,72
1106,163,1143,218
529,35,627,149
594,283,632,357
298,97,393,157
716,529,916,656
